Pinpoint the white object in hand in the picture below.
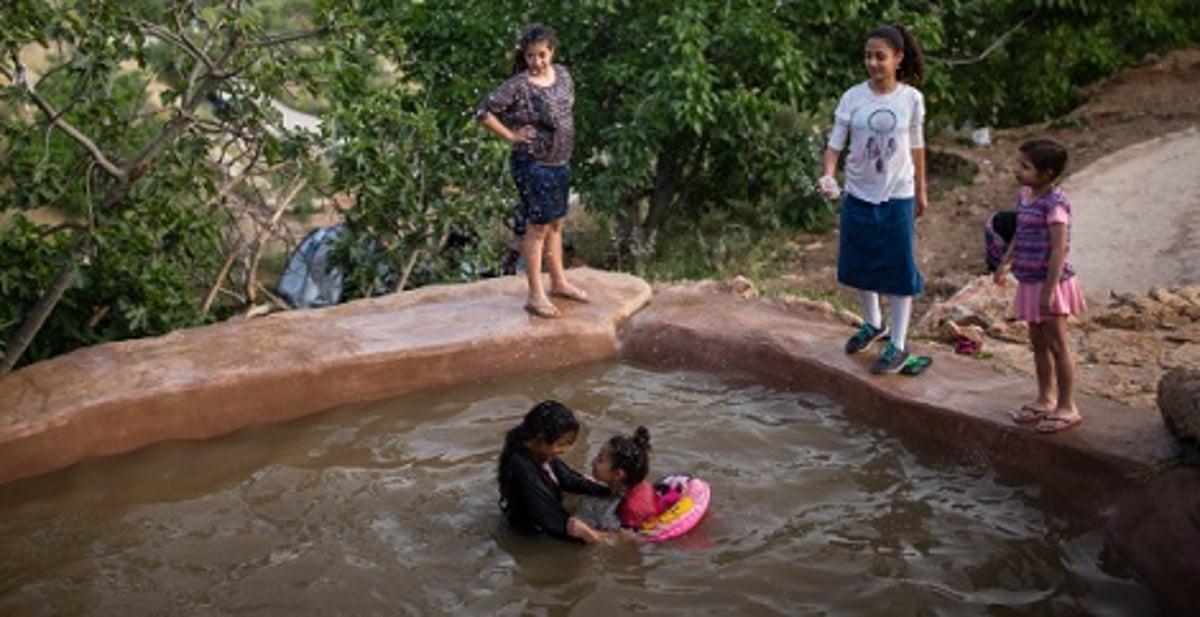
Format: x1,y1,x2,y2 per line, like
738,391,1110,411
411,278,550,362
817,175,841,199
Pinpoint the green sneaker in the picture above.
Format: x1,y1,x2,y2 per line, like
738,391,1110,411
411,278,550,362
844,322,888,354
870,342,910,374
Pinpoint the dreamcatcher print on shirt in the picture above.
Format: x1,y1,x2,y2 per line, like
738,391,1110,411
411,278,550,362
865,108,898,173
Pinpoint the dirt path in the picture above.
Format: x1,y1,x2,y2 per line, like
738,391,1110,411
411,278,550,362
1067,128,1200,293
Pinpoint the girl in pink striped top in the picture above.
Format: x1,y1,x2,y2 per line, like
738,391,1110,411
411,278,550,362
994,138,1086,433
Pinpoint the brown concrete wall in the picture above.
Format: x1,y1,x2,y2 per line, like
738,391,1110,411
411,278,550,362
0,268,651,485
621,287,1179,522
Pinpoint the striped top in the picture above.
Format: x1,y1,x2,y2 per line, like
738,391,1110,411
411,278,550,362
1011,186,1075,283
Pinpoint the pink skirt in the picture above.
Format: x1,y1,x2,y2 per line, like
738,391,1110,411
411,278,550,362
1014,277,1087,323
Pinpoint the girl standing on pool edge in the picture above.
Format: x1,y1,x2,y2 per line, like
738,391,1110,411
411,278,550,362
817,24,928,374
497,400,613,543
476,23,588,319
995,138,1086,433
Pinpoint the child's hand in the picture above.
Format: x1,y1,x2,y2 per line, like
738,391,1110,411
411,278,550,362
1039,292,1054,315
510,125,537,144
568,517,608,544
817,175,841,200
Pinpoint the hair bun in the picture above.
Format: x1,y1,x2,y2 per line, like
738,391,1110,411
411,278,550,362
633,426,652,451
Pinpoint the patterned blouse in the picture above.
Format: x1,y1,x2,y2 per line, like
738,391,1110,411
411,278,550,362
475,64,575,166
1011,185,1076,283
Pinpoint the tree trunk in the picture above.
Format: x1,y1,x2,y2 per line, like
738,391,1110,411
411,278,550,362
0,246,82,374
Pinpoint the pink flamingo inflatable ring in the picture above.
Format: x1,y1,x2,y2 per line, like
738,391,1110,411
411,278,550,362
638,474,711,542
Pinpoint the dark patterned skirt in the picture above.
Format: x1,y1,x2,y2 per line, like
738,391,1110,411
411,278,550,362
510,155,570,231
837,193,924,296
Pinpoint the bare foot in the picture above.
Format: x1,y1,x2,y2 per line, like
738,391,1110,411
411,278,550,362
524,298,560,318
550,284,589,302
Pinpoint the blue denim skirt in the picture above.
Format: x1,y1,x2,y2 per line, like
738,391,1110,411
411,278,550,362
837,193,924,296
510,155,570,233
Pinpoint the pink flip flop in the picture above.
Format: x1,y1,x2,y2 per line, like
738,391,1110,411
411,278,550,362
1010,404,1050,424
1036,414,1082,434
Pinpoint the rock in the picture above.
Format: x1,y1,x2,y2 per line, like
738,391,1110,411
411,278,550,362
1094,286,1200,330
1093,305,1162,331
1081,329,1165,367
1168,343,1200,370
1158,367,1200,443
658,275,759,300
914,274,1012,340
1165,323,1200,344
1104,469,1200,617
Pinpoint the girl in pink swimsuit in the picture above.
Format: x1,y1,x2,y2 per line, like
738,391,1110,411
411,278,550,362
590,426,662,528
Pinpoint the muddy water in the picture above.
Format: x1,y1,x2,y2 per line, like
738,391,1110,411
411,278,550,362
0,363,1153,615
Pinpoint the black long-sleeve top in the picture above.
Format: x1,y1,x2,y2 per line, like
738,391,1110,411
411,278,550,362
500,450,610,541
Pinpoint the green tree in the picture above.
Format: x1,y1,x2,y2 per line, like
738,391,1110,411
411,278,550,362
4,0,1196,371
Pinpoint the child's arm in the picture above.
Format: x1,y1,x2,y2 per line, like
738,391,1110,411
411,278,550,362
994,238,1016,286
912,146,927,218
552,459,611,497
478,112,534,145
1042,222,1068,310
567,517,612,545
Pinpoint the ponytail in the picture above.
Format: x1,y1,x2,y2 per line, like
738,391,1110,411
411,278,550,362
868,24,926,87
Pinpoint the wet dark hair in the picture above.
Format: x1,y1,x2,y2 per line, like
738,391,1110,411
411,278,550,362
497,400,580,509
867,24,926,87
606,426,652,489
510,23,559,76
1019,138,1069,182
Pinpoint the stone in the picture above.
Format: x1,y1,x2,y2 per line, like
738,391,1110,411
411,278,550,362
914,274,1011,340
1081,329,1165,367
1158,366,1200,443
1104,469,1200,617
662,276,760,300
1164,323,1200,344
1168,343,1200,370
1092,305,1160,331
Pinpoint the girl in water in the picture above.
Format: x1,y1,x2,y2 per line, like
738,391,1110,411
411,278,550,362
497,400,612,543
590,426,662,529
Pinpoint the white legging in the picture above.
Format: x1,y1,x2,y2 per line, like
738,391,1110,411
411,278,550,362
859,291,913,351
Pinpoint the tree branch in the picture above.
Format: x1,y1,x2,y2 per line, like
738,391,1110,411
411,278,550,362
10,50,127,180
925,15,1033,67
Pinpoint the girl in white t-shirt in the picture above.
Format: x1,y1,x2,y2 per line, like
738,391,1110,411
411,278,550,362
818,24,929,375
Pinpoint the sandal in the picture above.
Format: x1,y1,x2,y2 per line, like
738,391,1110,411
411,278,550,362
550,286,589,303
524,301,560,319
1036,414,1082,434
1010,404,1050,424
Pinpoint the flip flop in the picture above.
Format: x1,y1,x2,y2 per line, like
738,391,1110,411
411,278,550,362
1036,414,1082,434
1010,404,1050,424
524,302,560,318
899,355,933,376
550,286,589,303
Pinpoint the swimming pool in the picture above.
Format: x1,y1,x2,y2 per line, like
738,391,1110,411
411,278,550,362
0,362,1154,615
